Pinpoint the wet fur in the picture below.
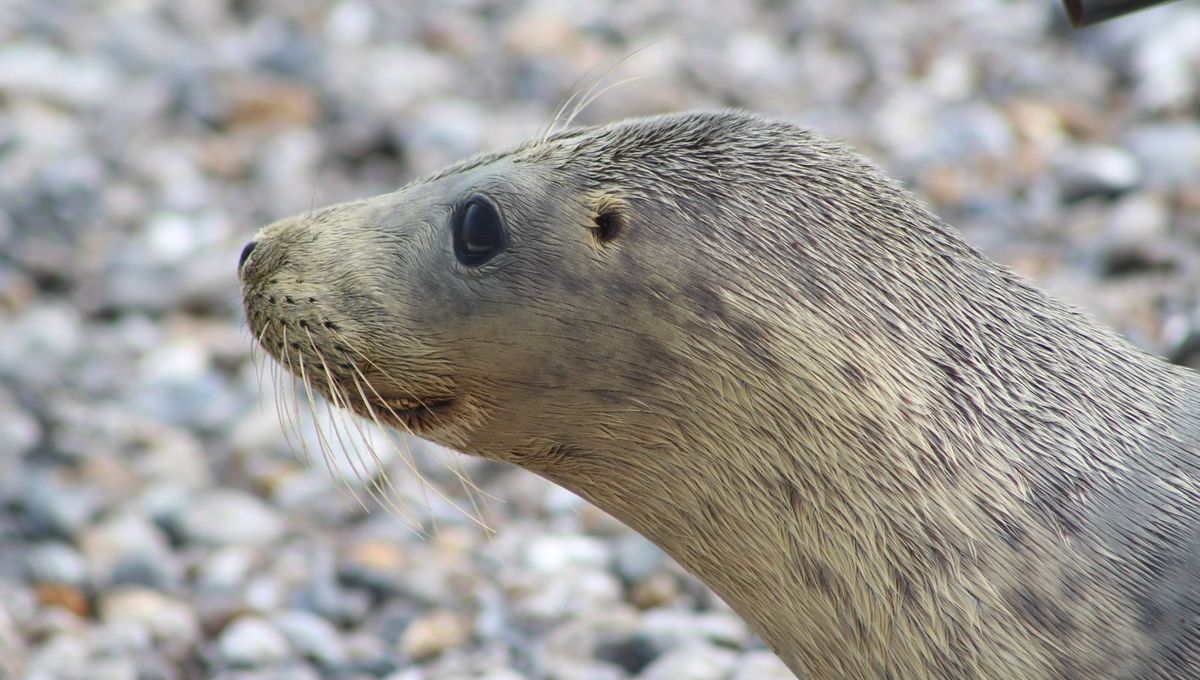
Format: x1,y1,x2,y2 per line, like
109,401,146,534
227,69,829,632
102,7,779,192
242,110,1200,679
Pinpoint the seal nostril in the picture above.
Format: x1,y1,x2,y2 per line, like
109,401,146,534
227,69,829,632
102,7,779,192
238,241,257,272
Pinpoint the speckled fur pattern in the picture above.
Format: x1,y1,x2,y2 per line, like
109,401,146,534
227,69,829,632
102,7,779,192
241,110,1200,679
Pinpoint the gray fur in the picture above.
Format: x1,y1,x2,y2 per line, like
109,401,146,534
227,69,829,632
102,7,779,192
241,110,1200,679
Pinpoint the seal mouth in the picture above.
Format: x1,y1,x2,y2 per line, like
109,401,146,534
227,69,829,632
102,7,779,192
356,394,458,433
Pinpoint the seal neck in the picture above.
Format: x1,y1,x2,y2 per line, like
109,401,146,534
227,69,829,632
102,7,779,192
536,260,1185,677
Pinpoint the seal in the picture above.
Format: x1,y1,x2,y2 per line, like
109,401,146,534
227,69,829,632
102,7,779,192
239,110,1200,679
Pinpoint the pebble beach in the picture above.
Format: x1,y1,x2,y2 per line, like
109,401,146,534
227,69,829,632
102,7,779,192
1,1,1198,678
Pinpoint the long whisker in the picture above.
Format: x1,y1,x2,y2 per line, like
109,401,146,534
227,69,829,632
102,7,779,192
293,335,370,513
540,61,606,147
348,370,484,532
336,352,495,534
564,75,648,131
339,360,442,535
274,332,309,467
304,329,426,532
321,379,424,530
429,441,490,537
310,354,384,507
339,381,431,537
253,323,271,399
308,345,389,508
250,323,277,430
276,330,357,514
327,326,501,509
540,40,665,147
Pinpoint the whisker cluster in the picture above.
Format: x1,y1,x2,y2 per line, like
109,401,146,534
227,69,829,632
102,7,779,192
251,313,496,537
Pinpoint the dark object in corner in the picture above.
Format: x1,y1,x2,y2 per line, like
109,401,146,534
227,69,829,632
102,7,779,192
1062,0,1181,26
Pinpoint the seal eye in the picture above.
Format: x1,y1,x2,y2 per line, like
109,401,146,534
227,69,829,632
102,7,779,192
454,198,505,266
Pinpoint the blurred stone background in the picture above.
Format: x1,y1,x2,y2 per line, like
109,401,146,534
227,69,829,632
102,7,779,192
0,0,1197,678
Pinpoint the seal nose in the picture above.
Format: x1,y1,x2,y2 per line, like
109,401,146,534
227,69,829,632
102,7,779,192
238,240,257,275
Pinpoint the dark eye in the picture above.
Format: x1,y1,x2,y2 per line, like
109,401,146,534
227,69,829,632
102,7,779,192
453,198,505,266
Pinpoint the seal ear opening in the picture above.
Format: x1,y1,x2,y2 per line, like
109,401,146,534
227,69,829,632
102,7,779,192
590,194,628,246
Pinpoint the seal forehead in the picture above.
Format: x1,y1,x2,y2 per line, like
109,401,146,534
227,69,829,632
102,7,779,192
413,110,777,187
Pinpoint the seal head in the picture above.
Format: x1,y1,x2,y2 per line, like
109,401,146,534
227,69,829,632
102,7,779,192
242,110,1200,679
